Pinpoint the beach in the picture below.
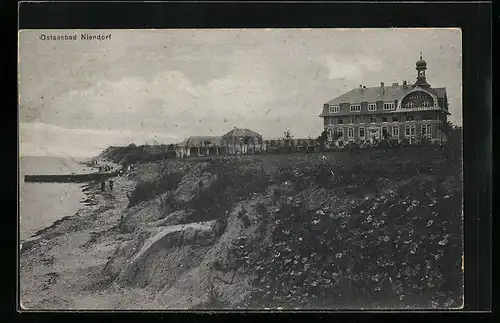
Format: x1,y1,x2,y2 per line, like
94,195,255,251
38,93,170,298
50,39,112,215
19,156,118,241
19,156,95,241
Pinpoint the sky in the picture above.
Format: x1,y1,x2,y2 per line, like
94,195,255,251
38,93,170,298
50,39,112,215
18,28,462,158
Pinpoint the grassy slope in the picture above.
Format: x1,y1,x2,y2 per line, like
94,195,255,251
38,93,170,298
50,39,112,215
103,146,463,309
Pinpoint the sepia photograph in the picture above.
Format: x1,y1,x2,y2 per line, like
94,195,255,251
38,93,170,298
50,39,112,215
19,28,463,310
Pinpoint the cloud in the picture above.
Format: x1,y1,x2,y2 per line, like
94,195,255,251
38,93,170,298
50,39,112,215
324,54,384,80
18,28,463,154
19,122,180,158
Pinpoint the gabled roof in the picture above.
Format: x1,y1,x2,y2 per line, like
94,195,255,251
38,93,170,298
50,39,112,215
223,127,262,138
325,85,447,106
178,136,223,147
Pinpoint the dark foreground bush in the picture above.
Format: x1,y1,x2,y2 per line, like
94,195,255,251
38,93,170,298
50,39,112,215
127,171,183,207
216,147,463,309
184,162,269,223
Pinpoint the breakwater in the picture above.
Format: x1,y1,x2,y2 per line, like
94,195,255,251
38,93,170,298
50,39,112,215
24,170,119,183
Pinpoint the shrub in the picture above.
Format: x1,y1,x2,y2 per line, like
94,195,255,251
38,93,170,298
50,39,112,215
127,171,183,207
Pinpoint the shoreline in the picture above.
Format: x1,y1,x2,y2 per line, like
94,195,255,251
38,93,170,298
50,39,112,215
20,159,119,243
20,160,135,309
20,182,92,246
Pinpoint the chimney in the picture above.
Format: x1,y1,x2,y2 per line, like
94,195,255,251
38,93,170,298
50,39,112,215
403,80,407,88
380,82,385,94
359,84,363,91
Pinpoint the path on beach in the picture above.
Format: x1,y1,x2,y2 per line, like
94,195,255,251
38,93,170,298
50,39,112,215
19,165,215,310
20,163,131,309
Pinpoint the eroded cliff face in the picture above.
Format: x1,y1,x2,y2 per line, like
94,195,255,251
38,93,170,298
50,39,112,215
95,147,462,309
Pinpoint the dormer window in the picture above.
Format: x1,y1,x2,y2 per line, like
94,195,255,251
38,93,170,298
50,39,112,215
350,104,361,113
368,103,377,111
329,105,340,113
404,101,415,108
383,102,395,110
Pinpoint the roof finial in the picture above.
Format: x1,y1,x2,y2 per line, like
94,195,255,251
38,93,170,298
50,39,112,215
420,52,423,60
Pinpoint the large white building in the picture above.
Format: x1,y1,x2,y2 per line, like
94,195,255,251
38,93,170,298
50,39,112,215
319,55,451,146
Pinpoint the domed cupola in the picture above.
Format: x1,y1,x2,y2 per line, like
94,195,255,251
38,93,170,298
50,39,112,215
413,52,431,89
416,54,427,69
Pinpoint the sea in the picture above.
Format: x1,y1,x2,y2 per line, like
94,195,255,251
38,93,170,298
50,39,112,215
19,156,96,242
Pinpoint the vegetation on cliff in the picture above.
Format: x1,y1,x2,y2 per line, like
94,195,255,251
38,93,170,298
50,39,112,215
97,132,462,309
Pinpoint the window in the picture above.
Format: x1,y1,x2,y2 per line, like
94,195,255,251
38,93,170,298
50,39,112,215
381,116,388,123
348,117,354,124
370,117,376,123
383,102,395,110
392,125,400,137
329,105,340,113
405,124,416,137
337,127,344,137
330,118,336,125
382,126,389,138
359,118,365,124
392,116,399,122
359,127,365,138
338,119,344,124
348,128,354,138
350,104,361,112
406,115,415,121
422,101,431,107
404,101,415,109
421,124,432,138
368,103,377,111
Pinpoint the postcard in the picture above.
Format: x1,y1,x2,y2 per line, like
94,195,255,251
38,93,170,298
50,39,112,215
18,28,463,310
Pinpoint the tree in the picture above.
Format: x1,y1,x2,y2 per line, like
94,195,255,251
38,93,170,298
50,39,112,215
316,130,328,152
283,130,294,154
332,131,343,141
331,131,343,149
269,139,277,154
436,120,453,144
442,123,462,161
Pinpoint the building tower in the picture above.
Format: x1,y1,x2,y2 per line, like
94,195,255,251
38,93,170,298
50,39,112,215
413,53,431,89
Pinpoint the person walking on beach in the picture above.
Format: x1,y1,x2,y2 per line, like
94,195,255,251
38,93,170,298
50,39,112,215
100,178,106,192
109,180,114,191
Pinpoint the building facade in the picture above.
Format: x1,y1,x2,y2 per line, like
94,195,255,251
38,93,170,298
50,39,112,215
175,127,264,157
319,55,450,146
